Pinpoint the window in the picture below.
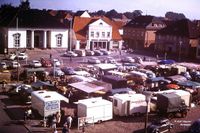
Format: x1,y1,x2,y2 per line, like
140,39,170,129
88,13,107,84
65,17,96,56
96,32,99,38
91,31,94,38
13,33,21,47
107,32,110,38
102,32,105,38
56,34,63,47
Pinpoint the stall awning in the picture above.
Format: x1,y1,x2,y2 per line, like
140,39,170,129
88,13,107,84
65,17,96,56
31,80,54,88
69,81,105,93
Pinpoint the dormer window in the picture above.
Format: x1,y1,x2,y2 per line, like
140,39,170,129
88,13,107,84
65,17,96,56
13,33,21,48
56,34,63,47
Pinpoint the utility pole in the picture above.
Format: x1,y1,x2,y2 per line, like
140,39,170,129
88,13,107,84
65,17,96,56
16,17,19,83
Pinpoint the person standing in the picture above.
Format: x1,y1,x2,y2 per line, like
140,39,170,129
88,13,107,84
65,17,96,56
51,114,57,129
62,124,69,133
66,115,73,129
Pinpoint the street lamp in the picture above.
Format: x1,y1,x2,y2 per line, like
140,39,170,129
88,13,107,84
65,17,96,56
69,18,73,51
178,41,182,62
143,91,152,133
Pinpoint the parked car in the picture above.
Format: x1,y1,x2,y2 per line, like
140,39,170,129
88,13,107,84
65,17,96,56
63,51,78,57
100,49,111,55
17,52,28,60
50,68,64,77
9,61,20,69
147,119,173,133
189,119,200,133
94,50,103,56
86,50,95,56
88,57,101,64
52,59,61,67
40,57,52,67
104,57,116,64
74,49,86,57
29,60,42,68
121,56,135,63
7,53,16,60
0,62,7,69
61,67,75,75
18,84,33,104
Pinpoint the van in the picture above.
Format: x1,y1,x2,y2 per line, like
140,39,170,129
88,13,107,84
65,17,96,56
74,49,86,57
21,68,48,80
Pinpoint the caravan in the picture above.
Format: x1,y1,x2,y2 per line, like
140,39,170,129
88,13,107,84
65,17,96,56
112,93,148,116
77,97,113,123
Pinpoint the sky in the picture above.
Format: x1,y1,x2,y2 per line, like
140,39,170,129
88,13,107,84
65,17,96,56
0,0,200,20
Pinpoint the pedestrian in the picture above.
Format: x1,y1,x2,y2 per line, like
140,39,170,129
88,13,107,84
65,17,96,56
66,115,73,129
82,122,85,133
51,114,57,129
56,111,61,125
62,124,69,133
50,53,52,59
53,127,58,133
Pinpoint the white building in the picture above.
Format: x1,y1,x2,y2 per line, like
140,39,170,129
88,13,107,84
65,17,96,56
0,8,69,53
73,11,123,50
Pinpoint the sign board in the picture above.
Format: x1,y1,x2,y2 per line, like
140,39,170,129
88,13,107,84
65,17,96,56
45,100,60,111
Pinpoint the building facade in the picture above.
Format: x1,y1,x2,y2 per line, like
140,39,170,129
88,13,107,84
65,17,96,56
0,8,69,53
155,19,200,59
73,11,123,51
123,16,166,50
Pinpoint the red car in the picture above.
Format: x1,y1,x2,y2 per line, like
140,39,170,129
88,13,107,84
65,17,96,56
40,58,52,67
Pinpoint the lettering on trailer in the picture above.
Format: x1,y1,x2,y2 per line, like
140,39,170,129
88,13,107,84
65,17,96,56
45,100,59,111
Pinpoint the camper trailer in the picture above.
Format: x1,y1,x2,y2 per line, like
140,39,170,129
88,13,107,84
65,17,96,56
112,93,148,116
31,90,69,117
77,97,113,123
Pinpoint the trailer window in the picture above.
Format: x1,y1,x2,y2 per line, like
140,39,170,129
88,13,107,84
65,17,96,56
114,99,118,106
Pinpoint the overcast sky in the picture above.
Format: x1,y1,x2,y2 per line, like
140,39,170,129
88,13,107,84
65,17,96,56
1,0,200,20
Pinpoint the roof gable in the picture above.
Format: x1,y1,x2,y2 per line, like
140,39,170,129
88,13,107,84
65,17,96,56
0,8,67,29
73,16,122,41
89,19,111,27
125,15,154,28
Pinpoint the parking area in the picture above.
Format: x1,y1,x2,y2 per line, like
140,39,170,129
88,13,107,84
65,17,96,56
1,49,200,133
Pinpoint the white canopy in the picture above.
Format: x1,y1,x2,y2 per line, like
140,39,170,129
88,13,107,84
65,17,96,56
69,81,110,93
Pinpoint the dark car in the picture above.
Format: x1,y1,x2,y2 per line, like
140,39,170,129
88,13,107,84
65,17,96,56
61,67,75,75
189,119,200,133
147,119,173,133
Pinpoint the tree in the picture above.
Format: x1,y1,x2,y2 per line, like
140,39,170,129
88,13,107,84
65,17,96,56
96,10,106,16
105,9,120,18
165,11,186,20
124,10,143,19
19,0,30,10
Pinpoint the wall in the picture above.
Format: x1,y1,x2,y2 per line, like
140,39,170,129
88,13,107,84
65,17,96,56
8,28,27,48
50,30,68,48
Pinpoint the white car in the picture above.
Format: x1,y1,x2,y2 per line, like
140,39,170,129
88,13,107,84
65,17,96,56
17,52,28,60
0,62,7,69
64,51,78,57
29,60,42,68
10,61,20,69
88,57,101,64
52,59,61,67
105,57,116,64
121,56,135,63
8,53,17,60
51,68,64,76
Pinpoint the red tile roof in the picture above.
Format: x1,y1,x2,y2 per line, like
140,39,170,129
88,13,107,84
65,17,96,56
73,16,122,41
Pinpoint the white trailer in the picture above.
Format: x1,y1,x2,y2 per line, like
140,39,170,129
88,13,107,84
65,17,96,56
77,97,113,123
31,90,69,117
112,93,148,116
